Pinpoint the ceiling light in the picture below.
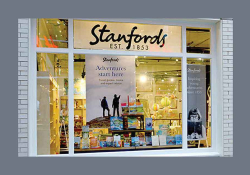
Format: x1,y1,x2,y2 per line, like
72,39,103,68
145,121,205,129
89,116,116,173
176,59,178,61
171,78,174,82
199,58,202,60
162,79,164,82
140,75,147,83
56,35,57,37
165,72,167,74
59,30,61,33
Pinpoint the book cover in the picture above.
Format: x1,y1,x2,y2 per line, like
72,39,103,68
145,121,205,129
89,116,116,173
128,116,138,129
82,138,89,149
74,137,81,149
122,106,129,115
166,136,176,145
152,135,159,146
136,106,144,114
90,137,98,148
159,135,167,146
145,118,152,130
110,116,123,130
129,107,137,114
106,136,114,147
131,137,140,147
175,135,182,145
145,133,152,145
82,125,89,132
99,141,107,147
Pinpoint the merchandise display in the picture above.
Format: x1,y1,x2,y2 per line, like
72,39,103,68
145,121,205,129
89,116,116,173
110,116,123,130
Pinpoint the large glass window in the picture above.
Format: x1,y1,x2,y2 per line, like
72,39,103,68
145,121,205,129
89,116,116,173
37,53,68,155
37,18,68,48
186,27,210,54
187,58,211,148
71,55,183,153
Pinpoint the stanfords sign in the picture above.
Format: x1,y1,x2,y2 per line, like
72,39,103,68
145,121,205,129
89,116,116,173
74,20,182,53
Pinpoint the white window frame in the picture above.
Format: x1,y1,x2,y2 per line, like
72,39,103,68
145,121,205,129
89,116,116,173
28,18,222,157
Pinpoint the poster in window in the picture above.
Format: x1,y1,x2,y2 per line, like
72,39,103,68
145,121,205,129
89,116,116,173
187,65,206,140
85,55,136,122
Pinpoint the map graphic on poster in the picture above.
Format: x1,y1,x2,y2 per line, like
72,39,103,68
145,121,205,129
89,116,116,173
187,64,206,140
86,55,136,122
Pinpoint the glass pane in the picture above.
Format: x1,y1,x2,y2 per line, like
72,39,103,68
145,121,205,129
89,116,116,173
74,20,182,53
186,27,210,54
73,55,182,154
37,18,68,48
37,53,68,155
187,58,211,148
73,54,87,152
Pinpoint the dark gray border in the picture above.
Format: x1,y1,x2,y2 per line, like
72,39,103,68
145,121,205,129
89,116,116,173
0,0,248,174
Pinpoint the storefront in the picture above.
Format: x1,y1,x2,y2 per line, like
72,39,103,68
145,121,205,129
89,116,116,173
18,18,233,157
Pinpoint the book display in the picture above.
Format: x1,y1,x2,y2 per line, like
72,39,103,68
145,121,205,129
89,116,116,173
71,97,188,154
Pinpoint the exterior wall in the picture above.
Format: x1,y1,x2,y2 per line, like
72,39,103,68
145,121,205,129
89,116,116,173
17,19,233,157
18,18,29,157
222,19,233,157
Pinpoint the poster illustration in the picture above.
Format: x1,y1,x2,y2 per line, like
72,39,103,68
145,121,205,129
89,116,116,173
86,55,136,122
187,65,206,140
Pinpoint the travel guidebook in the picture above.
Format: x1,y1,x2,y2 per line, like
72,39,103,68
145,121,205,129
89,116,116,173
128,116,138,129
145,118,152,130
131,137,140,147
110,116,123,130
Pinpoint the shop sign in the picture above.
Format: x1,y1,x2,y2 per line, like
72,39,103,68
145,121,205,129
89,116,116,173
74,20,182,52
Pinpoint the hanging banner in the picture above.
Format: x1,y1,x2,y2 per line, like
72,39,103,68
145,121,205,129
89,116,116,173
74,20,182,52
86,55,136,122
187,65,206,140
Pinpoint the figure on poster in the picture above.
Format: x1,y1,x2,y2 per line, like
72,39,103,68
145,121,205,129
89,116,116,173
112,94,121,116
101,96,110,117
187,108,203,139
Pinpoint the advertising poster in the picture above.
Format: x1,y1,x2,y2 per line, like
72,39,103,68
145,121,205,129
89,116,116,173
187,64,206,140
86,55,136,122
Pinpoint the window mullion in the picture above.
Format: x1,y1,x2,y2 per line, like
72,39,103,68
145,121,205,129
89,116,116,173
68,18,74,155
182,25,188,150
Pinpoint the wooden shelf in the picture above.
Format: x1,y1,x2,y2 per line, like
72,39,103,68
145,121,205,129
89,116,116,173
153,118,181,120
111,129,153,133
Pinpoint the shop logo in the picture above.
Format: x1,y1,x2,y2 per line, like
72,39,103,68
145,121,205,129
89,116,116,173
187,68,201,73
89,24,167,50
103,57,119,63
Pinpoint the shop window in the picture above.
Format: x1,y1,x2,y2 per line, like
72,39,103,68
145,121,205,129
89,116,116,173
186,27,210,54
72,55,183,153
37,19,68,48
186,58,211,148
37,53,68,155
